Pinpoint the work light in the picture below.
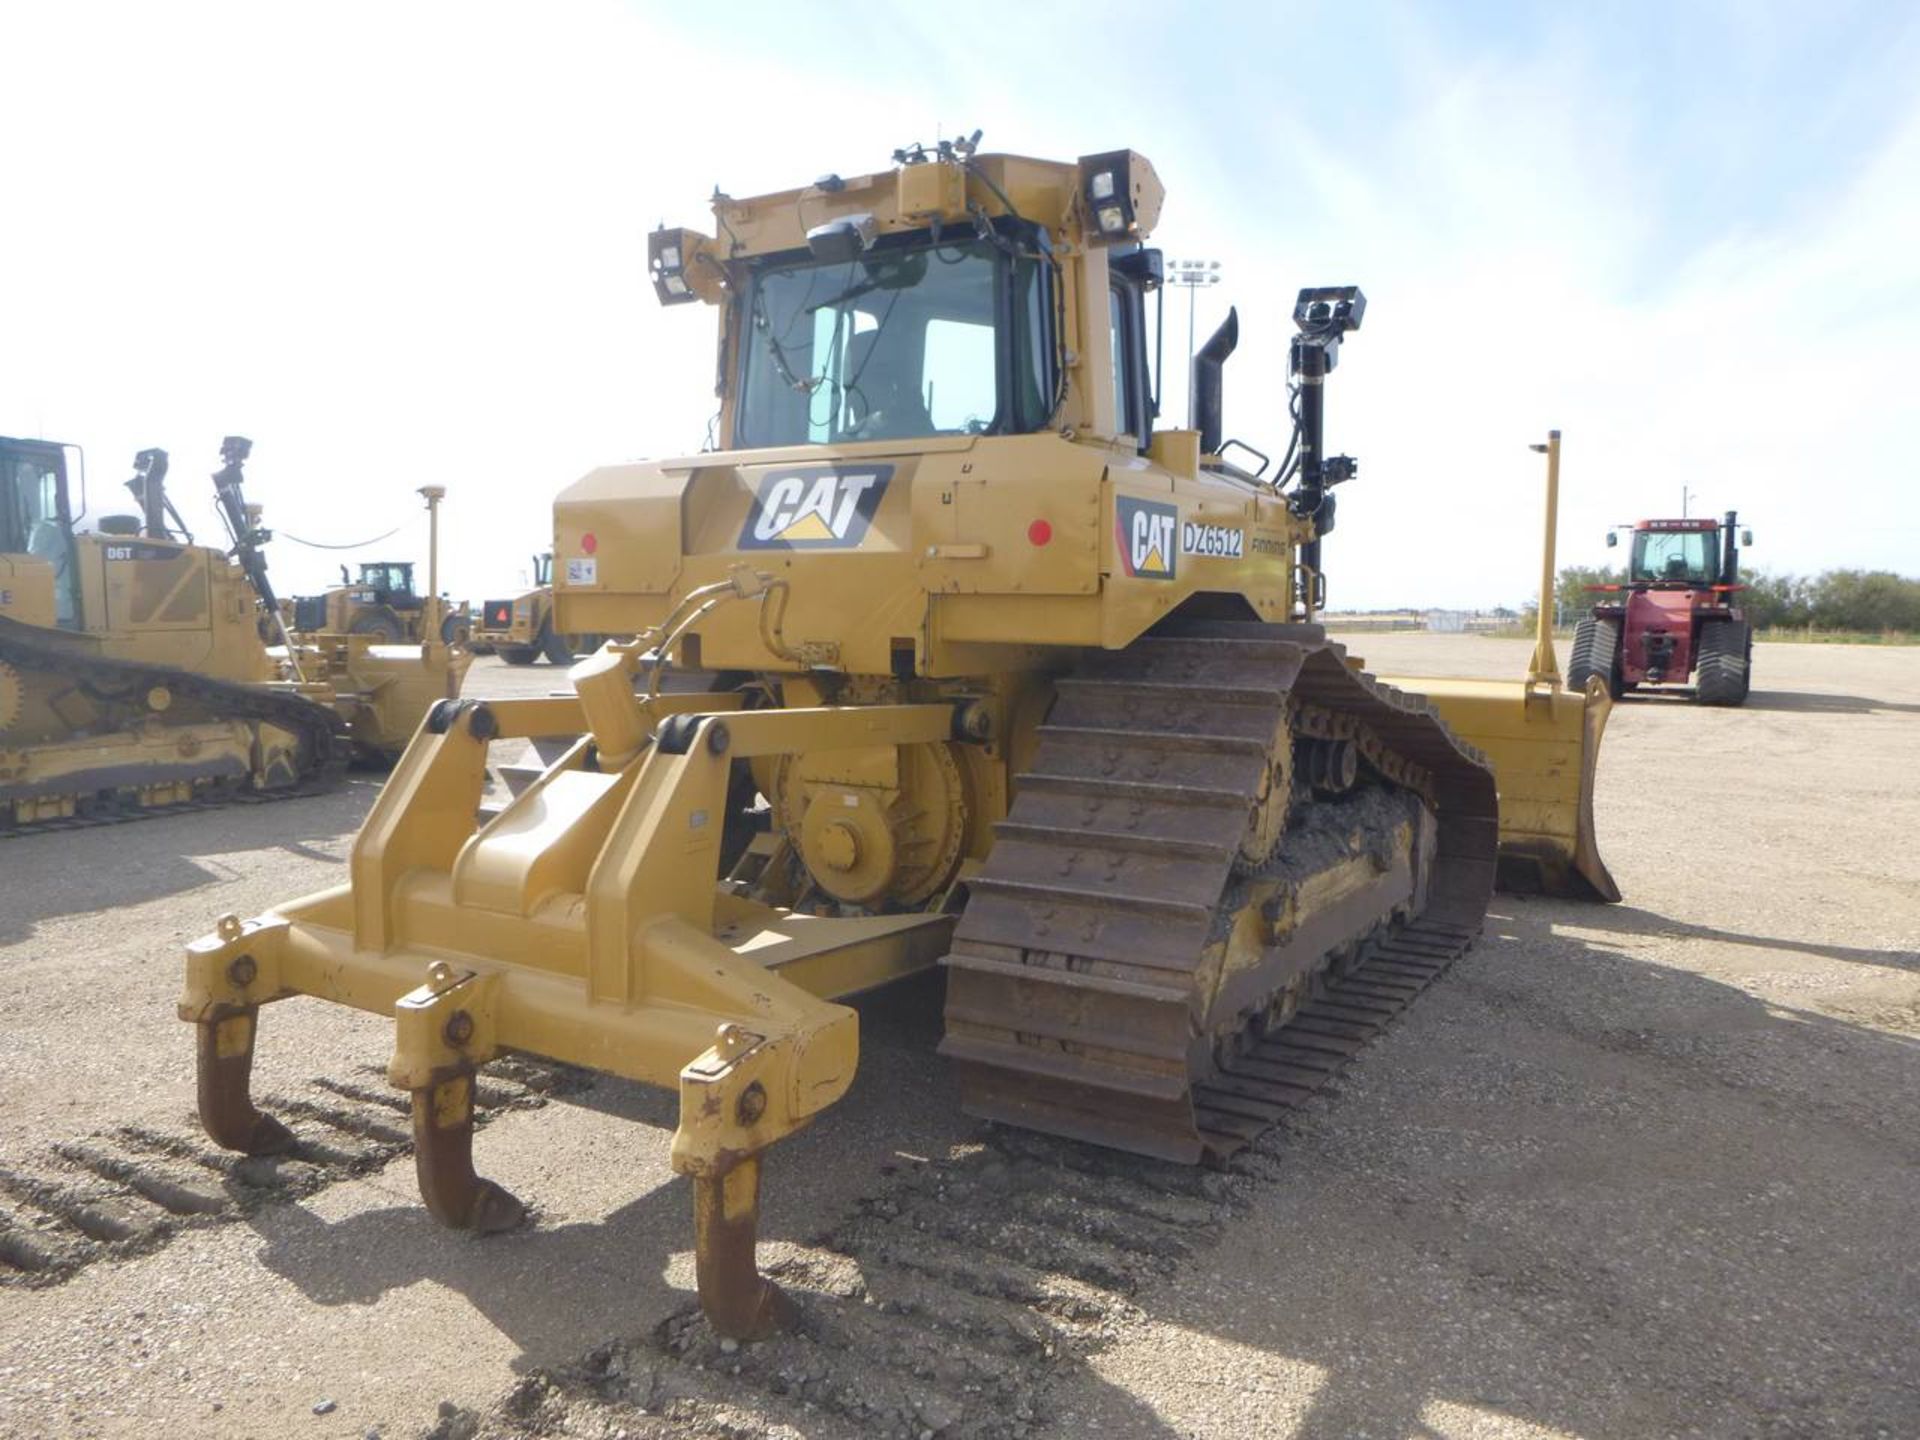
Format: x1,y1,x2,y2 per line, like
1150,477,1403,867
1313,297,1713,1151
648,226,702,306
1075,150,1164,246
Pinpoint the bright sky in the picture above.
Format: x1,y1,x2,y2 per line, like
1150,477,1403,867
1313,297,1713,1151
7,1,1917,609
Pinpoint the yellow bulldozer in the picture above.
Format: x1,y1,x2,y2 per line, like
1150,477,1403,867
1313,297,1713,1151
1,435,466,829
178,137,1613,1339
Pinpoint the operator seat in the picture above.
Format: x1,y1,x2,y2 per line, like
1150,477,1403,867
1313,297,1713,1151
845,331,932,440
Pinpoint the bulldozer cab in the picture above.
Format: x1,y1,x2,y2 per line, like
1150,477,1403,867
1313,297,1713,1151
642,141,1163,468
733,223,1053,447
0,437,83,629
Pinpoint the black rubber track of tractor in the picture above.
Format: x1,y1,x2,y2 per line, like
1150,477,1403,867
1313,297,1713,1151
1694,617,1752,707
1567,615,1622,699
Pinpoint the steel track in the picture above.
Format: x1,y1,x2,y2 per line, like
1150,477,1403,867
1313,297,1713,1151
0,616,349,838
940,619,1498,1164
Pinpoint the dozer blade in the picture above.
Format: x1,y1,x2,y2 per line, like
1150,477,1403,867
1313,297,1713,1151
1388,673,1620,902
304,634,473,761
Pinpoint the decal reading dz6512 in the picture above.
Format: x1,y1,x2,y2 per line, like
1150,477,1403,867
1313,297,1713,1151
1181,522,1244,558
740,465,893,550
1116,496,1178,580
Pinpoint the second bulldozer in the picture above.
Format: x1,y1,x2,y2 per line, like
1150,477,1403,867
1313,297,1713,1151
2,436,465,830
180,138,1610,1340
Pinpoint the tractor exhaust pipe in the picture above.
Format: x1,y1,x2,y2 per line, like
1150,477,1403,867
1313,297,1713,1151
1193,307,1238,456
1722,509,1739,588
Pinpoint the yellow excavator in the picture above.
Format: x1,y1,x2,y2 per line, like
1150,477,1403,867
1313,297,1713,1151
1,436,466,829
178,137,1612,1339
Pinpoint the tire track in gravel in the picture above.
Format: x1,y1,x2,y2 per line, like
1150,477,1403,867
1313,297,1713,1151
419,940,1470,1440
428,1124,1268,1440
0,1056,587,1287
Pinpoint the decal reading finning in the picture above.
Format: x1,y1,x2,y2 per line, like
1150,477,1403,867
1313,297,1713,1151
1115,496,1178,580
740,466,894,550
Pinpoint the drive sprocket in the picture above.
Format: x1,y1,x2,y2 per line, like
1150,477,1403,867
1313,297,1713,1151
0,659,23,732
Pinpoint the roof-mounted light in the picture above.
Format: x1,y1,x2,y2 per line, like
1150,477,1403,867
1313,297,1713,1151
648,225,718,307
1075,149,1164,247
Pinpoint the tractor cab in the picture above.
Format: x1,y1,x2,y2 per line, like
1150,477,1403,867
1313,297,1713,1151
0,437,83,629
1626,521,1720,586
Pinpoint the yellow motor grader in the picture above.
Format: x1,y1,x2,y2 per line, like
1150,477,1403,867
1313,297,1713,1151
1,436,466,829
179,138,1613,1339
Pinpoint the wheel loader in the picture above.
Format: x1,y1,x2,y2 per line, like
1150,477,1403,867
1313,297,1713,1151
275,480,477,760
293,561,472,647
473,551,600,664
179,137,1614,1340
1,436,466,830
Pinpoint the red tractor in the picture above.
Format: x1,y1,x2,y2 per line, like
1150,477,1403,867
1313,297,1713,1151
1568,510,1755,706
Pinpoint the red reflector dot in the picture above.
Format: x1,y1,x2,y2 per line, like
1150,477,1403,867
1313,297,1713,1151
1027,519,1053,546
581,533,598,555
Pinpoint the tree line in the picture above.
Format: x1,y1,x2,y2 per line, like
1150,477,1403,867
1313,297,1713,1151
1553,567,1920,633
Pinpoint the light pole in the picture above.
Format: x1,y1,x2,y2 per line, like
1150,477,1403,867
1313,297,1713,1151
1164,258,1222,427
1682,485,1696,518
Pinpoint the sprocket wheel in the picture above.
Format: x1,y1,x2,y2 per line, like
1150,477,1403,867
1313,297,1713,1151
1234,710,1294,872
0,658,23,732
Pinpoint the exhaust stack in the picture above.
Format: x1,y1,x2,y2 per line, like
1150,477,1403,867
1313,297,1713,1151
1192,307,1238,456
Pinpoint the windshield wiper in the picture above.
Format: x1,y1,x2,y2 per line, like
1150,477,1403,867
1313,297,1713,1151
805,278,880,314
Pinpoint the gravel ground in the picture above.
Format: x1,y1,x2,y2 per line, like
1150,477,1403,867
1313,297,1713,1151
1,639,1915,1440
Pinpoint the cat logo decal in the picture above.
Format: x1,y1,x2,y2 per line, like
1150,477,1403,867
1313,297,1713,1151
1115,496,1177,580
740,466,893,550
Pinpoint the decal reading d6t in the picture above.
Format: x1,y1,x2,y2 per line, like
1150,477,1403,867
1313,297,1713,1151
1115,496,1177,580
740,466,893,550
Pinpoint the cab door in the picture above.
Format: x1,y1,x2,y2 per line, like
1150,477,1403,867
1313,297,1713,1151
0,439,85,629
